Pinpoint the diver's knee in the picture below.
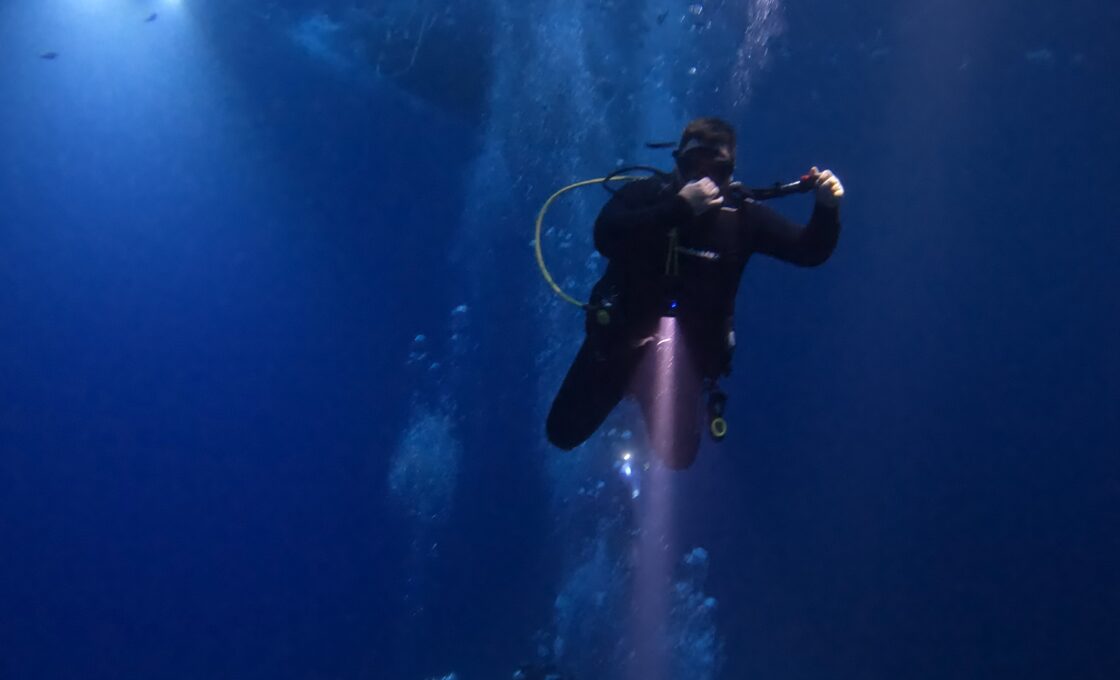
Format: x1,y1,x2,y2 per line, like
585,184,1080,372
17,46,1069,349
548,433,581,451
546,426,583,451
546,410,583,451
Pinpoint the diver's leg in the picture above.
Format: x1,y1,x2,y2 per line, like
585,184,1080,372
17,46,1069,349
546,338,635,450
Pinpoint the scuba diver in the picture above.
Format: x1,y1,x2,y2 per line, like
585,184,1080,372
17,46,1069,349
545,117,844,469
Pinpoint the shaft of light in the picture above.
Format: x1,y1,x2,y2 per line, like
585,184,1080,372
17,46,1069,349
627,316,681,680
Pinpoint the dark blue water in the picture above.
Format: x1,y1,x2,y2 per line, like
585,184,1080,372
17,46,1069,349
1,2,1116,679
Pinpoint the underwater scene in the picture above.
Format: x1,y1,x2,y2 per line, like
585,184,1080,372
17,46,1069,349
1,1,1117,679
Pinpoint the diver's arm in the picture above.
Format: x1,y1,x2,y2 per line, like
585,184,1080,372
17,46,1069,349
593,181,693,259
749,200,841,267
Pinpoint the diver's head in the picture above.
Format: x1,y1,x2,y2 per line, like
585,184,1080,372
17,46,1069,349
673,117,737,187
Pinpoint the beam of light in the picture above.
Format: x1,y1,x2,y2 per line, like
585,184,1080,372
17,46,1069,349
626,316,682,680
628,455,674,680
651,317,681,461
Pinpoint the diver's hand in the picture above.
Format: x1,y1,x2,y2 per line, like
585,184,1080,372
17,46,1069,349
678,178,724,215
809,166,844,208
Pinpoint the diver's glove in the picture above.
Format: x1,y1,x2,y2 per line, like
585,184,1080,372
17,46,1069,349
678,177,725,215
809,166,845,208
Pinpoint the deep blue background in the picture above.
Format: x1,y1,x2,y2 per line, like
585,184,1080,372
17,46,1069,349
1,1,1117,679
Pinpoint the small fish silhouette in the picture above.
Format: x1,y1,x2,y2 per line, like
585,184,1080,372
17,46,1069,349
657,10,669,25
40,52,58,60
145,13,158,23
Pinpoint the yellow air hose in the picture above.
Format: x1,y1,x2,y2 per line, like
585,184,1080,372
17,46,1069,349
533,175,646,308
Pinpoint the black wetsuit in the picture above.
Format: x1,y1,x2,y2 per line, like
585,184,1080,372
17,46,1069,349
546,175,841,469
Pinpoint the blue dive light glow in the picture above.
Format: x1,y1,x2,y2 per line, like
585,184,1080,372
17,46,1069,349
616,451,639,498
